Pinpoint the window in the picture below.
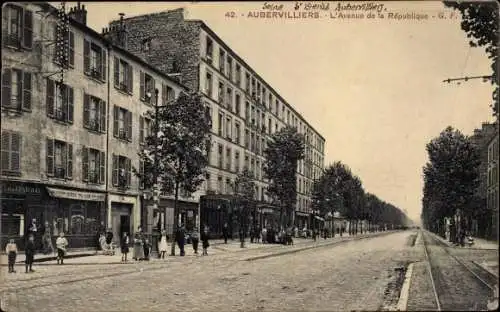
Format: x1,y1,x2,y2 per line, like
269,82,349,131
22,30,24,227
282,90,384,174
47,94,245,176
46,138,72,179
244,155,249,170
113,106,132,142
226,178,231,194
113,58,133,93
236,64,241,86
46,79,74,124
82,147,105,184
219,49,225,72
162,84,175,105
1,130,21,175
205,105,213,129
245,129,250,149
261,112,266,132
226,147,231,171
257,134,261,154
245,102,250,120
235,93,241,116
226,87,233,111
235,151,240,173
262,137,266,153
245,72,251,93
218,111,224,136
84,40,106,81
262,88,267,106
268,94,273,110
226,116,232,139
2,4,32,49
205,36,213,61
140,71,156,104
112,154,131,188
227,56,233,79
256,82,261,102
235,122,241,144
2,68,31,112
83,94,106,133
251,78,256,97
268,118,272,134
251,132,255,152
217,176,223,193
205,71,213,97
218,81,224,104
139,116,152,144
256,160,261,180
141,38,151,52
218,144,223,168
250,158,255,177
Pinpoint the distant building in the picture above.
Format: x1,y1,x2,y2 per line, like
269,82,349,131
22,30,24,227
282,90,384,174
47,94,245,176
487,130,499,241
105,8,326,230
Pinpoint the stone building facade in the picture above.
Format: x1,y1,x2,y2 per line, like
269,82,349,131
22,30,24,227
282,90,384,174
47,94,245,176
487,131,499,241
106,8,326,230
1,2,185,250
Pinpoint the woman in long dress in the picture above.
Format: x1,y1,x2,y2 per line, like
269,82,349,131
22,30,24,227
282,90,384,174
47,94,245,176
158,230,168,259
133,227,145,261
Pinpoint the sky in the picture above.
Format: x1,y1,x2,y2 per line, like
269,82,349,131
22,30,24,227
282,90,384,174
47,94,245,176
65,1,496,223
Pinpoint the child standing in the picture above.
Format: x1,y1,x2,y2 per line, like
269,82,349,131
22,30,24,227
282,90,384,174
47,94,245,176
121,232,129,262
158,230,168,259
143,239,151,261
56,232,68,265
191,229,199,254
25,235,35,273
5,239,18,273
201,227,210,256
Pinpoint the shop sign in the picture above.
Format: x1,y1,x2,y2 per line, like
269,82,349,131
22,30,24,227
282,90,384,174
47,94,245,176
46,187,105,202
2,182,41,195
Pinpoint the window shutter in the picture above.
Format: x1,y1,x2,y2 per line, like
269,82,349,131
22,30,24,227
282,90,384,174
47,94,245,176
151,79,156,104
66,143,73,179
2,69,11,108
140,70,145,100
52,26,58,64
83,39,90,74
139,116,144,143
113,106,118,137
99,100,106,133
139,160,144,189
127,64,133,94
69,31,75,66
22,71,31,111
127,111,133,142
112,154,118,186
15,69,23,110
46,138,55,176
10,132,20,172
113,57,119,88
99,151,105,184
22,10,33,49
101,49,107,81
82,146,88,182
46,79,54,117
83,93,90,128
162,83,167,105
126,158,132,187
66,86,74,123
1,132,10,171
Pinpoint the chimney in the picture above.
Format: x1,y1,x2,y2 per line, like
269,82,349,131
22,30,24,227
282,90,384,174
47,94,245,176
68,2,87,25
117,13,128,49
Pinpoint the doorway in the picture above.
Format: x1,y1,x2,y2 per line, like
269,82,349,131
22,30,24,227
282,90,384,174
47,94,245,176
111,203,132,245
120,215,130,239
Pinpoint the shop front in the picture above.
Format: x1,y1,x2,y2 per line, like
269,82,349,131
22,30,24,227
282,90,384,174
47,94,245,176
1,182,44,250
45,187,106,249
108,194,139,246
295,211,310,230
258,204,280,230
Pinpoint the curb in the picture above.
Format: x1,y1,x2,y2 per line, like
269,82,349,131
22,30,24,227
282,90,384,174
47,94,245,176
472,260,499,279
243,231,398,261
396,262,414,311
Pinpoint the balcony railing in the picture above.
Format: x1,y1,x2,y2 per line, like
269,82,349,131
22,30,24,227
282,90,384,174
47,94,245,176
118,129,127,140
88,118,99,131
118,174,128,189
55,109,66,121
88,170,99,184
90,67,101,79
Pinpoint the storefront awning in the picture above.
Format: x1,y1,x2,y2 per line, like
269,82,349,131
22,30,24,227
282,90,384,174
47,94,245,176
315,216,325,222
46,187,105,202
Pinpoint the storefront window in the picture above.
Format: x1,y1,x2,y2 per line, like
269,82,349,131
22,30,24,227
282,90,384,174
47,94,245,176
1,203,25,237
85,202,101,234
70,204,85,234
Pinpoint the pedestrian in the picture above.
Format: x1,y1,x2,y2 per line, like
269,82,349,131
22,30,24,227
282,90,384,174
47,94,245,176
25,234,35,273
158,230,168,259
121,232,129,262
201,226,210,256
42,221,54,255
250,226,254,243
133,227,145,261
56,232,68,265
27,218,39,251
143,239,151,260
222,222,229,244
5,238,18,273
261,227,267,244
176,224,186,256
191,228,199,254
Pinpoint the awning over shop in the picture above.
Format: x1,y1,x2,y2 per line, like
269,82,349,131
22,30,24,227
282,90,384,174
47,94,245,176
314,216,325,222
46,187,105,202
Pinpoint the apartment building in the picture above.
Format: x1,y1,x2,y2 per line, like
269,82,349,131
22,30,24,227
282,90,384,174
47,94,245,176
1,2,185,249
487,132,499,241
106,8,326,229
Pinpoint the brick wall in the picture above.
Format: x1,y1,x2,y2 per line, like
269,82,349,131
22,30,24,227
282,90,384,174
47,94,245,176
107,8,201,93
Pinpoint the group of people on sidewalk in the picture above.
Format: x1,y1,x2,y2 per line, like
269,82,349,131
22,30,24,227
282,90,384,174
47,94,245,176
5,231,69,274
118,225,211,262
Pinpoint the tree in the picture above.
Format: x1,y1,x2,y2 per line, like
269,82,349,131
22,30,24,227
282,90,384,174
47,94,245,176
263,125,305,228
421,126,481,235
233,169,256,201
444,1,499,118
135,92,211,256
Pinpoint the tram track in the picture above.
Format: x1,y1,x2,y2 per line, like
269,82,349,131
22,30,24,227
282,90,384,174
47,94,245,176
421,230,496,311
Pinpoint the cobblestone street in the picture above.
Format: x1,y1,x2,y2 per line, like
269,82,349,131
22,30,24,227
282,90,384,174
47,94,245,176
1,231,418,312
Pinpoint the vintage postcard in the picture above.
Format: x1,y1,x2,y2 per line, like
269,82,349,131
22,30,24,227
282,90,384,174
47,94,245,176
1,1,498,311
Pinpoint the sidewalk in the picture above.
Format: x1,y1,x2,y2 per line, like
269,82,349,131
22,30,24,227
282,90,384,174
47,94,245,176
0,250,97,266
429,231,498,250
